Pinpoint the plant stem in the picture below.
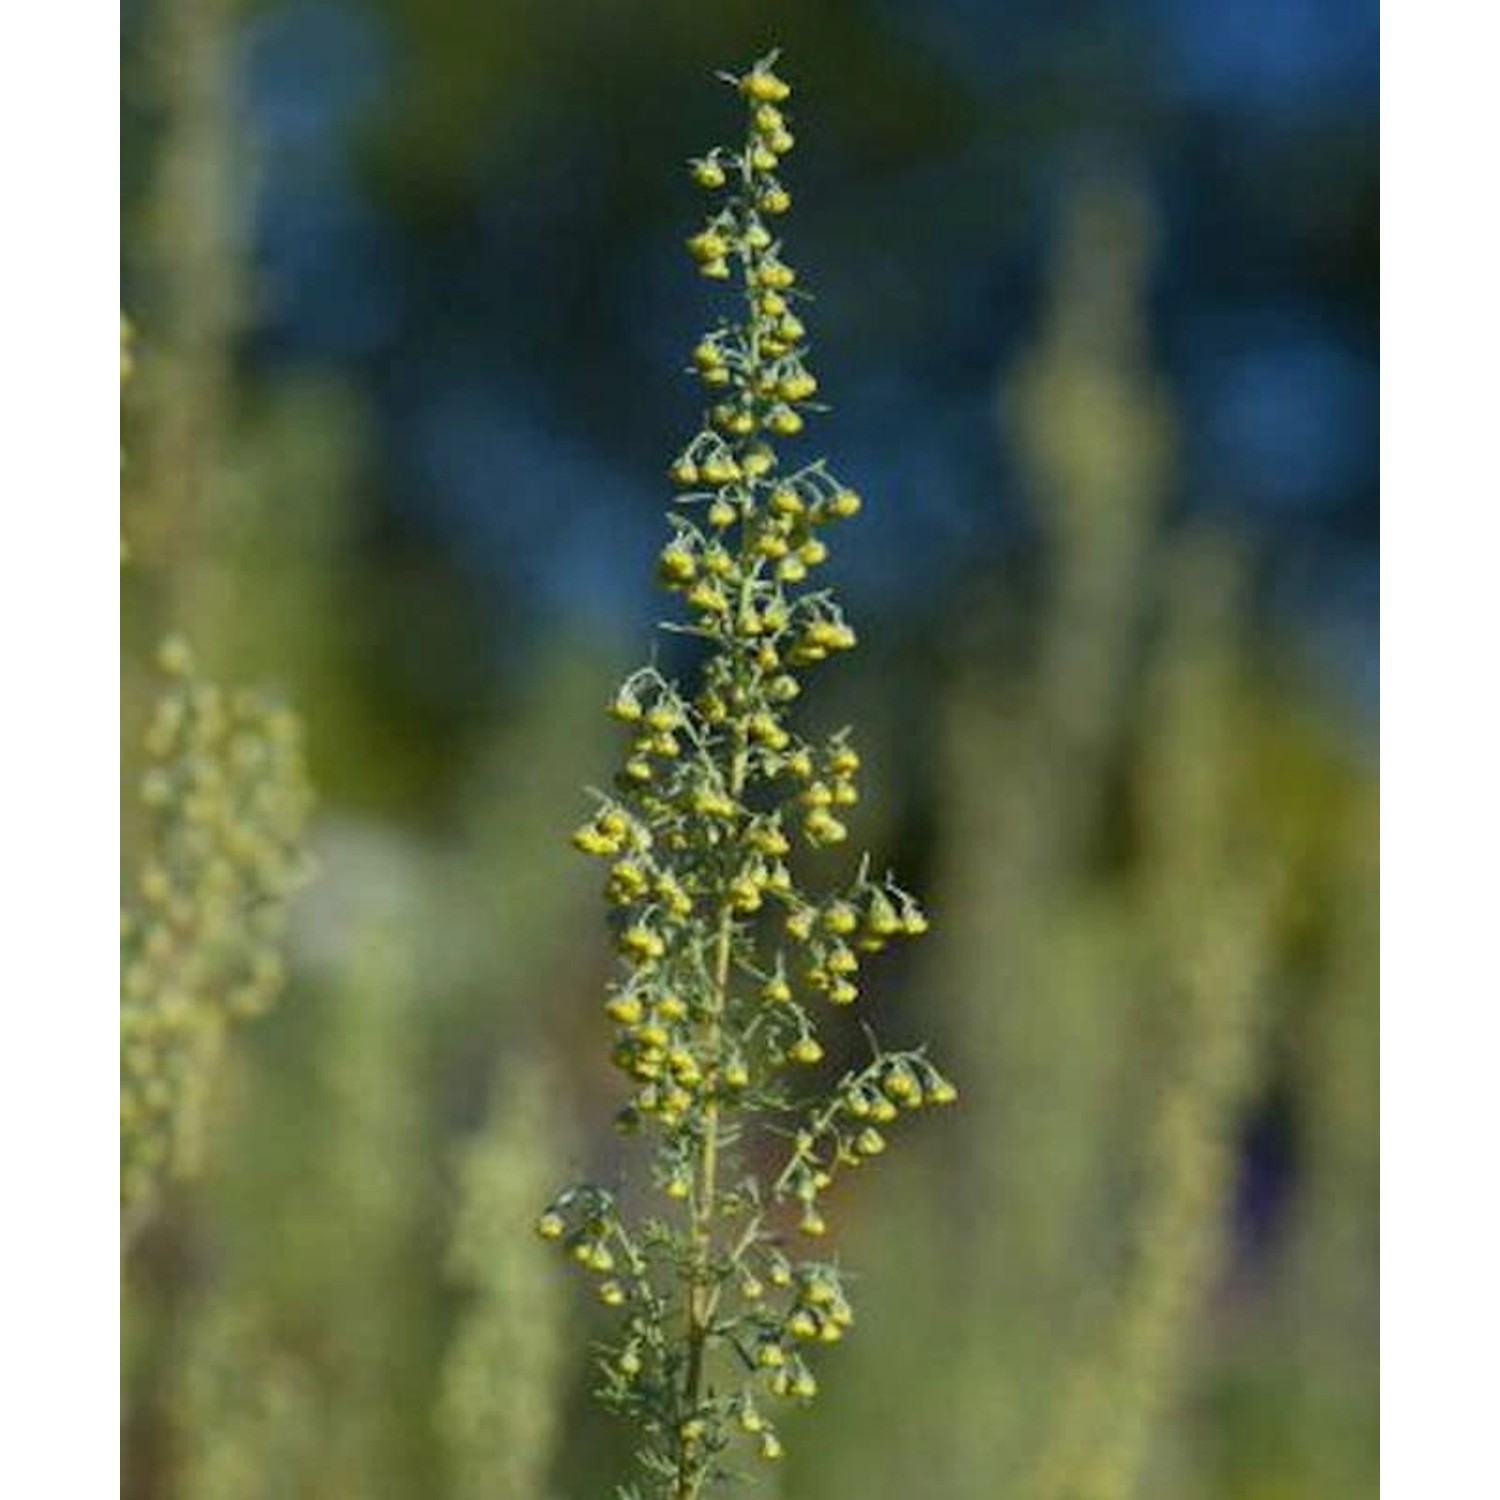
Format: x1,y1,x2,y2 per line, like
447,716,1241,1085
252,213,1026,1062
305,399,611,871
676,126,771,1495
677,722,749,1500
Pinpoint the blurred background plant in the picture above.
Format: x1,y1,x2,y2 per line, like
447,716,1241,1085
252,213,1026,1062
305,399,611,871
120,1,1376,1497
119,0,313,1244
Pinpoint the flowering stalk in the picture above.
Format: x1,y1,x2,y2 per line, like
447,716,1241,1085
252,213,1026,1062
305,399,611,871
539,53,954,1500
120,319,313,1237
120,636,312,1230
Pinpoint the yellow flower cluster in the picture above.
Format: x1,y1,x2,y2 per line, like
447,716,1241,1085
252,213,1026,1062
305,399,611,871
773,1050,958,1235
539,54,953,1498
121,636,312,1220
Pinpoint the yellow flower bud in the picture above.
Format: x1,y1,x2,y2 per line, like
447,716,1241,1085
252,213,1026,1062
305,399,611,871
822,902,858,935
701,454,740,484
606,993,644,1025
608,859,651,899
572,824,613,856
742,67,791,104
785,907,816,941
806,809,849,846
788,1309,819,1340
747,827,788,860
688,229,729,263
620,925,665,961
826,946,859,979
829,746,860,776
687,580,729,614
884,1062,923,1107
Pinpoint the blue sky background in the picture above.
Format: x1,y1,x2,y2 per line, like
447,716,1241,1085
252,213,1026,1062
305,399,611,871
127,0,1378,712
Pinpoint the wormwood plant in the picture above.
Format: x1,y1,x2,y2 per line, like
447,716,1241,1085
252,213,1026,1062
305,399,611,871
442,1060,572,1500
120,318,313,1235
538,55,955,1500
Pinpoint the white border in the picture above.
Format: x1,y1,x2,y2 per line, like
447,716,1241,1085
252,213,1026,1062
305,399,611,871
1381,5,1497,1495
0,4,121,1494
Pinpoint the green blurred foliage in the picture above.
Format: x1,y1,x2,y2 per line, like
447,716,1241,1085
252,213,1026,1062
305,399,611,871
121,9,1376,1497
